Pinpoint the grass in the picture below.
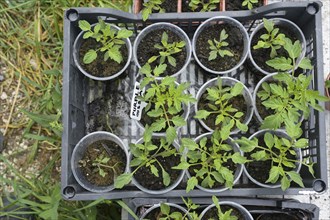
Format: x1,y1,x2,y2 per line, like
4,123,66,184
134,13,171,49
0,0,137,219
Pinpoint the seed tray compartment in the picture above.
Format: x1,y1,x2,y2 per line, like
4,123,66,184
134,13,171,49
126,197,320,220
62,1,327,200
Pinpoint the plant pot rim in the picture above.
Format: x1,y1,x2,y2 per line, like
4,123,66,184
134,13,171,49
129,136,185,194
185,132,244,193
192,16,249,75
73,23,132,81
248,17,306,75
71,131,129,193
135,80,191,136
139,203,189,220
199,201,253,220
243,129,303,188
132,22,192,79
195,77,253,134
252,73,304,125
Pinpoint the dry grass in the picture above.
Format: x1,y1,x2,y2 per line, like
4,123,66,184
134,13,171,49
0,0,134,219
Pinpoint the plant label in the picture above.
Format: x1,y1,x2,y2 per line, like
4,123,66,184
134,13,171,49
130,82,146,120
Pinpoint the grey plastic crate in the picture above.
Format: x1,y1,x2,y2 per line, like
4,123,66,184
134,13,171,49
126,197,319,220
61,1,327,200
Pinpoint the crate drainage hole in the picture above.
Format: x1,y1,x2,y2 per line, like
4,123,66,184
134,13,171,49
306,3,319,15
313,179,326,193
63,186,76,199
66,9,79,21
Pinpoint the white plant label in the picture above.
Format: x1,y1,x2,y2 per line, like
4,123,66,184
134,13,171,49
130,82,147,120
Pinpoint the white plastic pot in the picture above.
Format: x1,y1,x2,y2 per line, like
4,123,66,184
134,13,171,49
185,132,244,193
243,129,302,188
129,136,185,194
73,23,132,81
248,18,306,75
192,16,249,74
71,131,129,193
195,77,253,134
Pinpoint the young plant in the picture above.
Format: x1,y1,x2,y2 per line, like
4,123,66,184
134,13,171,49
148,31,186,67
92,153,121,178
78,19,133,64
208,29,234,61
257,38,329,129
189,0,220,12
141,0,165,21
253,18,286,58
242,0,259,10
139,63,196,143
157,203,186,220
114,133,177,189
236,123,314,191
209,196,238,220
195,78,248,133
174,129,248,192
157,198,200,220
182,197,200,220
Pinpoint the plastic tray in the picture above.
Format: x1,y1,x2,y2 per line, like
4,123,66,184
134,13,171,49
126,197,319,220
61,1,327,200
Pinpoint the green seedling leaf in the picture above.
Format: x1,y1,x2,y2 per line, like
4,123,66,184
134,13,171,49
251,150,267,161
172,161,190,170
266,166,280,183
231,82,244,96
298,57,313,70
172,116,186,127
117,29,133,38
79,20,91,31
162,169,171,186
231,152,248,164
263,18,274,33
295,138,308,148
236,120,248,132
114,173,132,188
235,137,257,152
160,203,170,215
83,49,97,64
195,110,211,119
281,175,291,191
186,176,198,192
266,57,292,71
264,132,274,149
181,138,198,151
150,164,159,177
166,126,177,144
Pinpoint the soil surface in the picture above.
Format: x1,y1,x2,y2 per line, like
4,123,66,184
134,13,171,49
197,88,247,130
251,24,299,73
256,213,299,220
188,138,238,189
145,206,185,219
137,29,187,76
86,80,130,135
245,136,296,184
132,140,181,190
226,0,264,10
196,24,244,72
157,0,178,12
182,0,220,12
141,0,177,13
79,140,127,186
79,38,128,77
202,206,244,220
